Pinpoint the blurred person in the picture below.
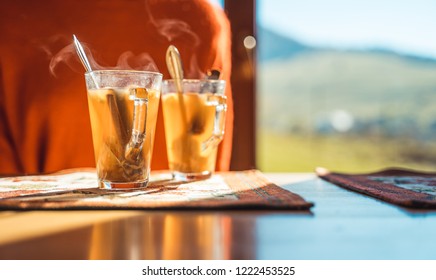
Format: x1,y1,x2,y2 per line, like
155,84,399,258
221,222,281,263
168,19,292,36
0,0,233,175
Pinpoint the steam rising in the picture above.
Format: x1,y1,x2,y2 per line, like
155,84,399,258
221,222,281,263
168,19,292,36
154,19,200,48
49,42,158,76
49,43,81,76
49,1,206,78
145,1,203,78
116,51,159,72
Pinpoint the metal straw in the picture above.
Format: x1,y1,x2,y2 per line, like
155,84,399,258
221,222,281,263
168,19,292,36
72,35,98,88
166,45,188,131
73,35,93,72
166,45,191,171
166,45,184,94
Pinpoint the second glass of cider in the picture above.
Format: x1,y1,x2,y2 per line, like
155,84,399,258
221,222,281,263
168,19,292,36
162,79,227,180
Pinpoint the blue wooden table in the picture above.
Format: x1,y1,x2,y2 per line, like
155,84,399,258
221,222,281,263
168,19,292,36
0,173,435,259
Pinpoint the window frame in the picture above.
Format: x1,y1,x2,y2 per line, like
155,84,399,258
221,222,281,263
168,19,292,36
224,0,257,170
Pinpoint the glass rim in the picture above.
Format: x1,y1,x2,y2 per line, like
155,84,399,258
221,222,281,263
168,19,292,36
85,69,163,77
163,79,225,84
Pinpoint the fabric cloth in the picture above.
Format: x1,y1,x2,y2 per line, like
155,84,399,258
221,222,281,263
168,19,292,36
316,167,436,209
0,0,233,175
0,169,314,210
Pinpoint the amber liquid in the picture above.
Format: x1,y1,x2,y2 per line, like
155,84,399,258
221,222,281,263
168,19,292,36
87,87,160,188
162,92,226,175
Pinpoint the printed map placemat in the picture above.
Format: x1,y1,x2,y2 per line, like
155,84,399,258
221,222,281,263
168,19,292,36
0,169,313,210
316,167,436,209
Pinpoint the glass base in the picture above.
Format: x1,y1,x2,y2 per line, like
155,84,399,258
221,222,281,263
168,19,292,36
99,180,148,190
172,171,212,181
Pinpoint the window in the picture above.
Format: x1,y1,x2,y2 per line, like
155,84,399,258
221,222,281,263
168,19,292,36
256,0,436,172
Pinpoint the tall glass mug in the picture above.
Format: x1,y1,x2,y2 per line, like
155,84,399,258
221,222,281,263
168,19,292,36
85,70,162,189
162,79,227,180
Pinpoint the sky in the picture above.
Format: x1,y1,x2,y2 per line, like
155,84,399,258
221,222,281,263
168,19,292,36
257,0,436,59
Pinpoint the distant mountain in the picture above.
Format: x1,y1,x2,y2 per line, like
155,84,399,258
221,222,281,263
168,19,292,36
257,26,436,64
257,26,313,62
257,47,436,139
364,47,436,65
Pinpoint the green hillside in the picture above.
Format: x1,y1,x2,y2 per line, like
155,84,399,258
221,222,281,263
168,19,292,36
257,50,436,172
257,131,436,173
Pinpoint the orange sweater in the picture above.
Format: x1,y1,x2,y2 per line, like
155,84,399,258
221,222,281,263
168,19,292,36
0,0,233,175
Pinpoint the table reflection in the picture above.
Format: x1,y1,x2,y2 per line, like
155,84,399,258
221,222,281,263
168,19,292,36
0,212,257,260
87,213,255,259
